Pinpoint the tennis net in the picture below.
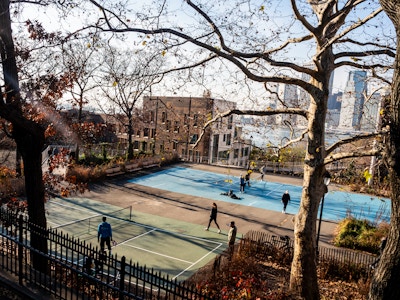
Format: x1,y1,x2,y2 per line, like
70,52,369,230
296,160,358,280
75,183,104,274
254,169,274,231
53,206,132,237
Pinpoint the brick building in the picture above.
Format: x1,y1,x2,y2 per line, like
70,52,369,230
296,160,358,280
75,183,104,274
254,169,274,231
129,95,252,167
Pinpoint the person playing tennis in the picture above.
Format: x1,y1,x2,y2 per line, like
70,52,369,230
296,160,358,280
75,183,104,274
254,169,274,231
98,216,113,254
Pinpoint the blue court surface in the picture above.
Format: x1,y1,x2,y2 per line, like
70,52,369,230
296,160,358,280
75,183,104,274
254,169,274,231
129,166,390,223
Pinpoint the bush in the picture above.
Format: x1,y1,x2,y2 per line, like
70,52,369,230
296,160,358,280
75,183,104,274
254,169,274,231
78,154,110,166
194,252,285,299
334,218,389,254
318,259,369,282
66,164,107,183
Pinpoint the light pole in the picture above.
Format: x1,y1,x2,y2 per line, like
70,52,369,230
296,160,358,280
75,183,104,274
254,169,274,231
316,172,331,255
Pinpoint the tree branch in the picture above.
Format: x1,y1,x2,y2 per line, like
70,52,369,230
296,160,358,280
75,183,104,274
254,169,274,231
315,6,383,59
193,108,308,148
324,149,381,165
326,130,388,155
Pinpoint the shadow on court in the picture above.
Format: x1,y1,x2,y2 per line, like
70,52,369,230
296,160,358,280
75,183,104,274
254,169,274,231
46,196,227,281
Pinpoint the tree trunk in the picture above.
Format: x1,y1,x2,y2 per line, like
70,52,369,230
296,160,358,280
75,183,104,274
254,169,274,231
369,1,400,298
0,0,48,273
290,85,328,299
128,117,134,159
14,124,48,272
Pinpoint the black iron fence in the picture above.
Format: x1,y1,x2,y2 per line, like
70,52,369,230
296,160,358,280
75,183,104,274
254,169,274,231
0,208,215,299
1,207,379,299
242,230,376,269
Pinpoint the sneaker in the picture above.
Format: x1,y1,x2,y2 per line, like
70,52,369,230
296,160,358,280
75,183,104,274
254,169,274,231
218,229,221,234
204,228,209,231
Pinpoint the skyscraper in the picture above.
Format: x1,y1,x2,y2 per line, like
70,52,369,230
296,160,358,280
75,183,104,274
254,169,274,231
338,70,367,131
275,83,299,125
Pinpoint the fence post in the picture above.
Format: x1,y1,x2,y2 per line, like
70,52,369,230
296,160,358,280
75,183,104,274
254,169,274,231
18,214,23,285
119,256,126,299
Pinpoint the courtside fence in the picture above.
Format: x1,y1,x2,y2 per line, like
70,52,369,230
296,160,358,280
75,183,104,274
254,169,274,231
0,207,216,300
1,207,378,299
242,230,376,271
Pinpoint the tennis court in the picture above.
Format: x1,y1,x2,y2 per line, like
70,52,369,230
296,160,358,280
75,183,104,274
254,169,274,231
46,197,226,281
128,166,391,223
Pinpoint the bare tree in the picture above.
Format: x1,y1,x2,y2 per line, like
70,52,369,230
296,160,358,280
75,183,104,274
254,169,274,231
0,0,48,271
0,0,89,271
97,46,163,159
78,1,395,298
368,1,400,299
61,39,105,160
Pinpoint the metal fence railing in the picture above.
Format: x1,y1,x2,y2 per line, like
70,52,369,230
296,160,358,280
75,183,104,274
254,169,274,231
1,209,378,298
242,230,376,269
0,208,216,300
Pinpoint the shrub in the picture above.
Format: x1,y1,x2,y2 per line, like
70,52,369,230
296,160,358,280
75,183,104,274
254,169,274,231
66,164,107,183
318,259,369,282
79,154,109,166
195,253,276,299
334,218,389,254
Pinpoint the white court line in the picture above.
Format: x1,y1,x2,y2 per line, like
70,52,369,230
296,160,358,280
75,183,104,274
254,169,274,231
117,227,194,264
117,226,224,268
49,198,224,278
172,242,224,280
47,220,59,227
121,228,157,242
48,200,98,215
265,184,284,197
122,242,194,264
130,221,223,246
50,198,221,246
51,213,102,229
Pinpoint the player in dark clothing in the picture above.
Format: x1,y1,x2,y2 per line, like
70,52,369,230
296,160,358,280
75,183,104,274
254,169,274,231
281,190,291,214
205,203,221,233
98,217,113,254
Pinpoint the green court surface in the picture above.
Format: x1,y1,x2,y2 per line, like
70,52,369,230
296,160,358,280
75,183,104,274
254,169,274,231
46,196,228,281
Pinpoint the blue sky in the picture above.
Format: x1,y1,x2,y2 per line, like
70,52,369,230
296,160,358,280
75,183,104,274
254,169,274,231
15,1,395,108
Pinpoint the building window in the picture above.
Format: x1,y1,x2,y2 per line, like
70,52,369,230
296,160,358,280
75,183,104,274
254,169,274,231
228,115,233,129
234,127,238,138
143,128,149,138
193,114,198,127
173,141,178,150
160,144,164,152
151,128,156,138
136,130,141,137
190,134,198,144
226,134,231,146
234,149,239,158
150,111,155,122
174,121,179,133
162,111,167,123
166,120,171,131
218,150,229,159
133,141,139,150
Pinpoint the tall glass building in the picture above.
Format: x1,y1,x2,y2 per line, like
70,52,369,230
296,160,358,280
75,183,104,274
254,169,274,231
338,70,367,131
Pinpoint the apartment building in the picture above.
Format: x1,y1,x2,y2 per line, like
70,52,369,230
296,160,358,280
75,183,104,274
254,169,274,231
138,95,252,167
